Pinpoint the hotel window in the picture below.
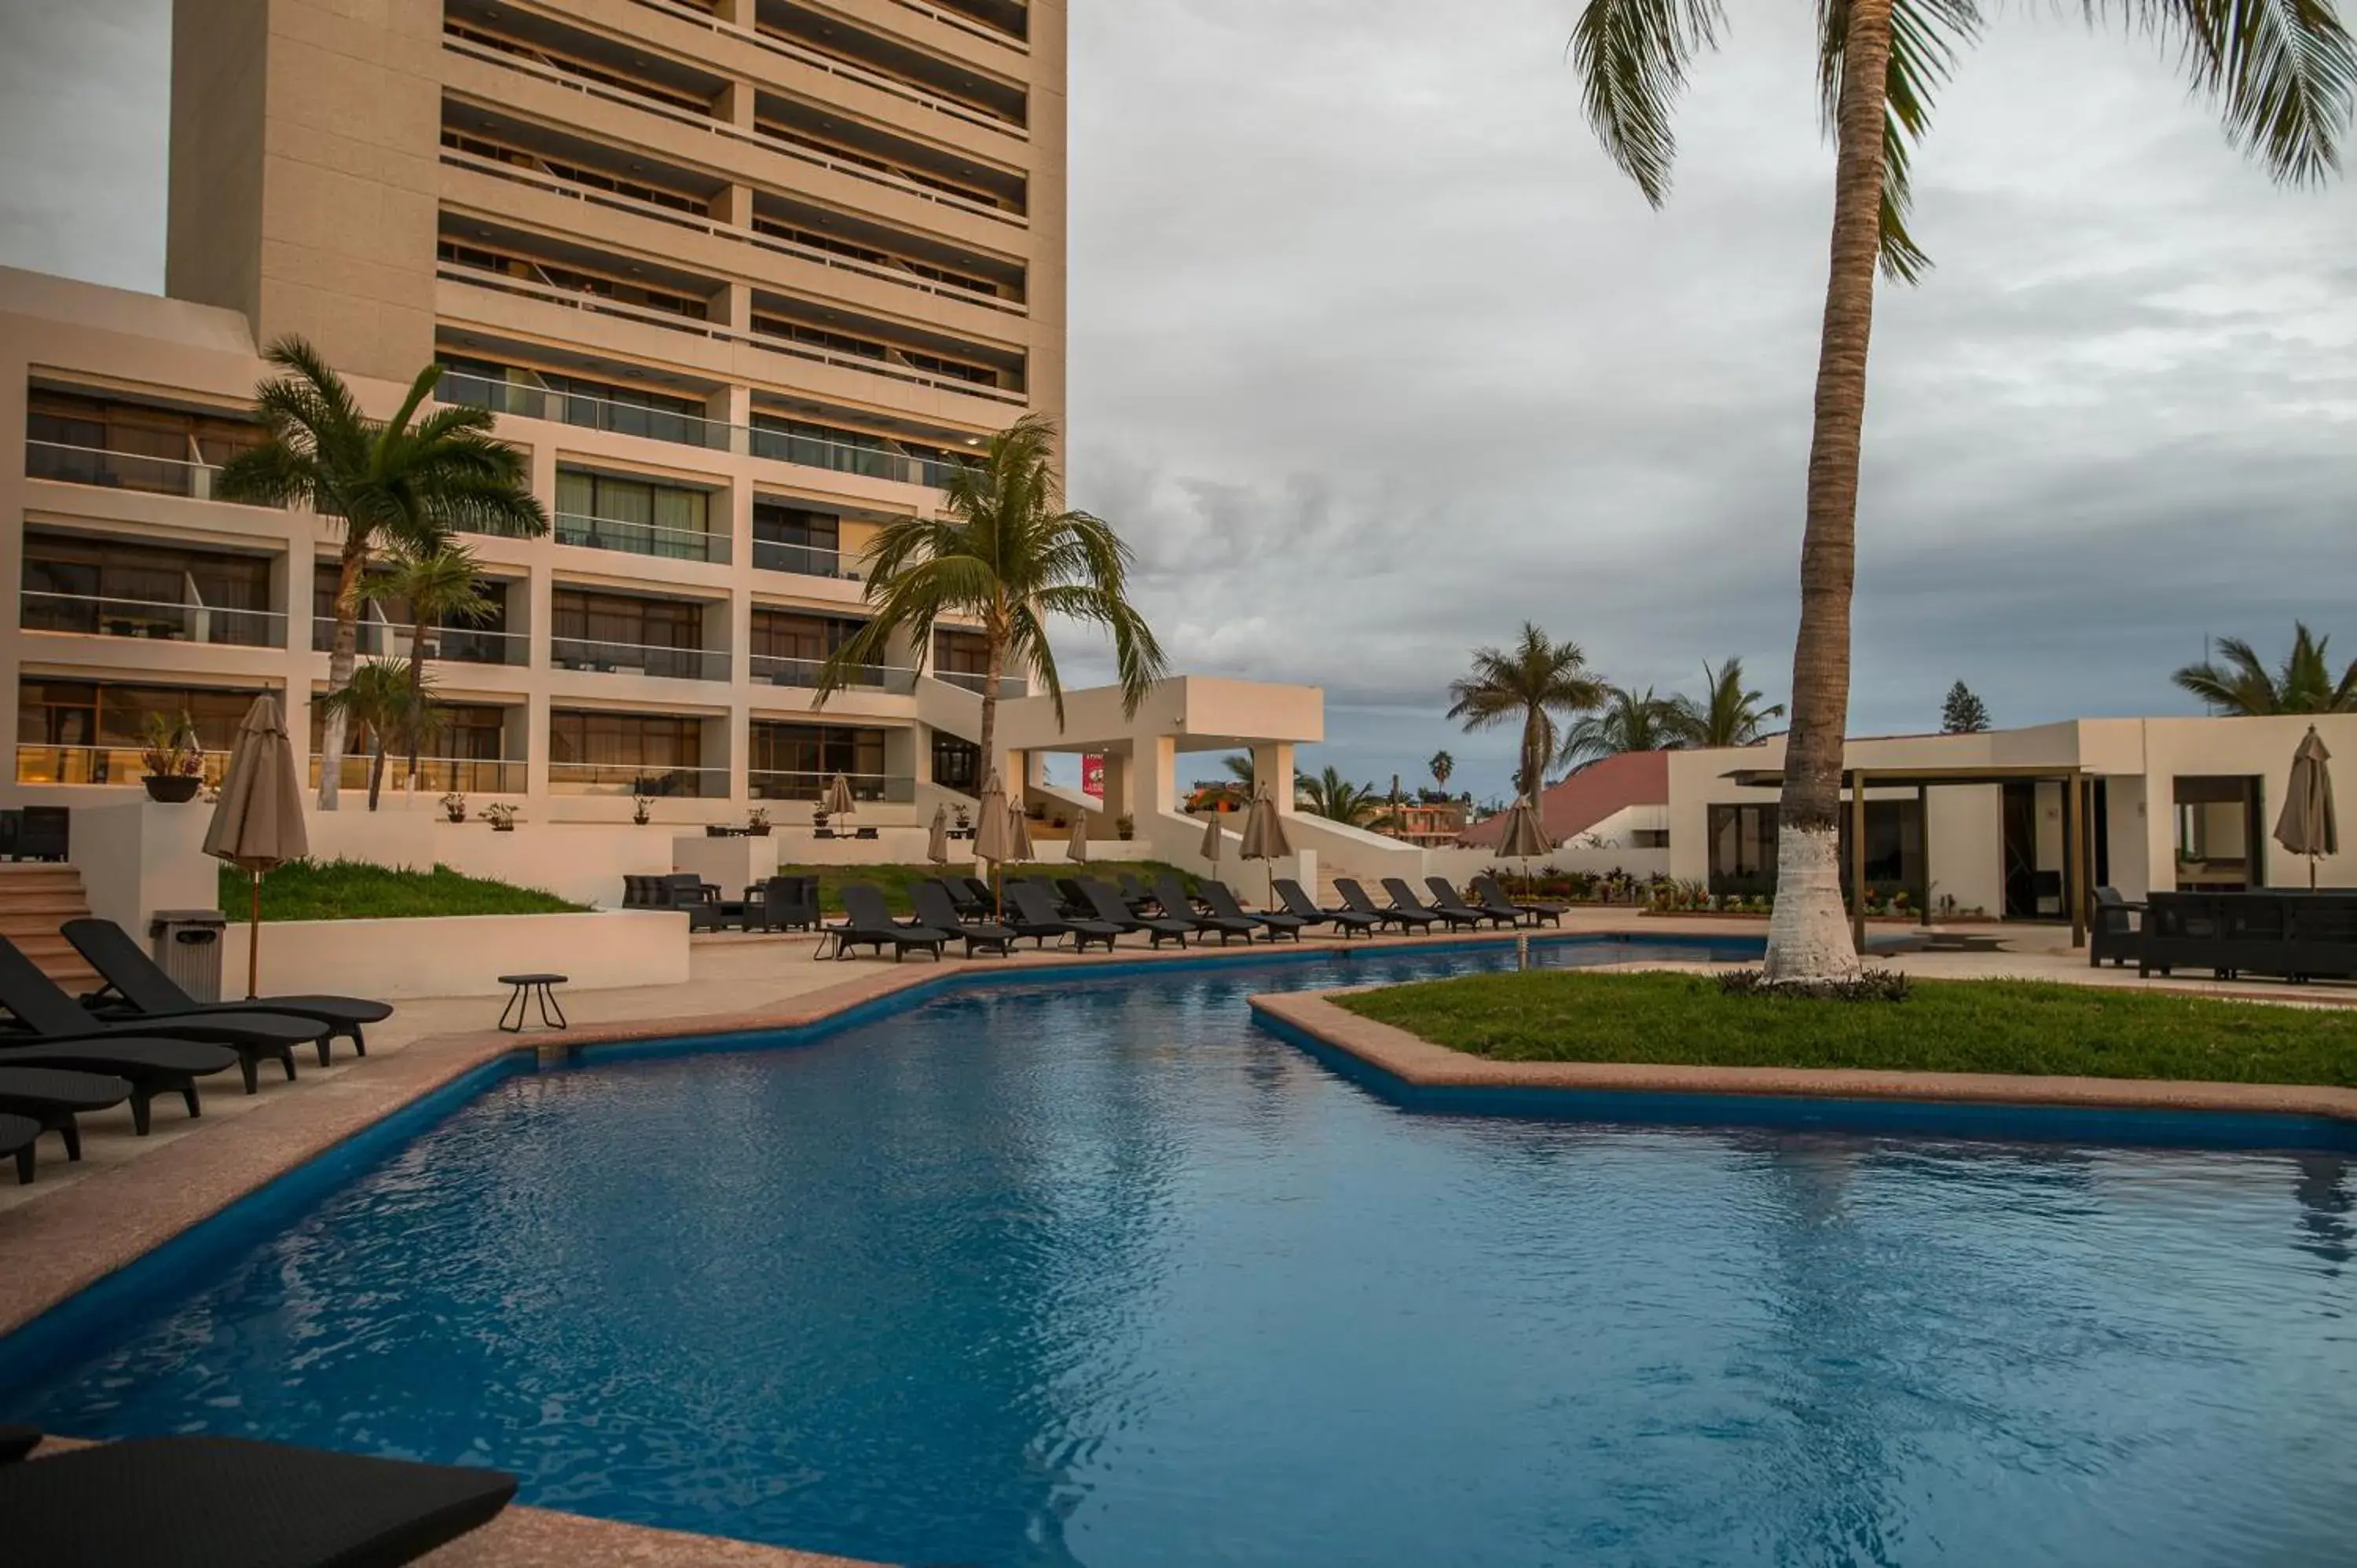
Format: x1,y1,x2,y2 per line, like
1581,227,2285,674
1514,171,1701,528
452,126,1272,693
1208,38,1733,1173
752,503,841,573
24,534,273,645
16,679,267,783
933,629,990,678
933,733,981,794
552,590,705,652
1707,804,1778,897
555,470,713,555
751,722,887,797
548,709,707,794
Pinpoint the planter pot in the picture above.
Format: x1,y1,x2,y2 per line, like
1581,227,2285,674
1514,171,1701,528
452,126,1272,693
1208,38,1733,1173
705,826,728,838
143,775,201,804
490,822,515,833
746,826,772,837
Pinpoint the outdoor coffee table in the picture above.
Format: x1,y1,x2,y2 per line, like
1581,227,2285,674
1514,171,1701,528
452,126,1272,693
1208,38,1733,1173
495,974,569,1033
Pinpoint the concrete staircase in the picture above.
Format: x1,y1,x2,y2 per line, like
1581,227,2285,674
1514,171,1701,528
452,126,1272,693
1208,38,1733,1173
0,863,101,991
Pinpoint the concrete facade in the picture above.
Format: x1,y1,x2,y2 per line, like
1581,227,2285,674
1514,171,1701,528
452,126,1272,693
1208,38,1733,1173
7,0,1067,828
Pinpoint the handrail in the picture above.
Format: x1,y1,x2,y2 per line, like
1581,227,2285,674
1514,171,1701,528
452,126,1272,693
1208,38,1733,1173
548,760,728,797
750,538,852,578
750,654,917,694
313,756,527,793
24,439,222,499
442,36,1027,229
437,262,1027,405
22,590,284,647
550,636,729,681
15,743,232,788
748,768,917,803
440,149,1026,318
312,616,530,665
932,669,1027,698
634,0,1028,57
554,510,730,565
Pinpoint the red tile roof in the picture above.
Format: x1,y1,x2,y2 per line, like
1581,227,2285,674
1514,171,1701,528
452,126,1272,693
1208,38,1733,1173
1455,750,1670,847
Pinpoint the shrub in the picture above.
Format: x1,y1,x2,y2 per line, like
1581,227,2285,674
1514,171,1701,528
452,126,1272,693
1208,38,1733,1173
1716,967,1911,1002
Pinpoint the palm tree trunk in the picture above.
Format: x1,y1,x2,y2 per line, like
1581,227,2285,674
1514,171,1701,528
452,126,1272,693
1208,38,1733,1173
368,731,387,812
1762,0,1893,983
318,544,365,811
1519,709,1545,801
407,614,430,797
977,628,1005,797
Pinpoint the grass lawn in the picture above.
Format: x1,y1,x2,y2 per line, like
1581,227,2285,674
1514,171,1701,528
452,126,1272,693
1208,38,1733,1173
230,859,587,921
779,860,1186,914
1337,970,2357,1087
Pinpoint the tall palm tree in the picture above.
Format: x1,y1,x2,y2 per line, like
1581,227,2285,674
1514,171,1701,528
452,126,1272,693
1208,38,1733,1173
1668,658,1787,748
2175,625,2357,714
319,659,427,813
1560,686,1685,768
215,338,546,809
1295,765,1386,826
1446,624,1606,800
364,539,496,796
1571,0,2352,980
1428,749,1455,794
816,414,1166,779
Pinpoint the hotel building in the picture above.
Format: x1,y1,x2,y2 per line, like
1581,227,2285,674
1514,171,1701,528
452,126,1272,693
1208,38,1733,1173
1,0,1063,822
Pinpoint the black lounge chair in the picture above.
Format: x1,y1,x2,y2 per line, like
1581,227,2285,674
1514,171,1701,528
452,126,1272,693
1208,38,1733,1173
912,881,1017,957
1004,881,1121,952
959,875,999,913
0,1035,236,1135
0,937,321,1095
829,885,951,962
0,1433,517,1568
2090,886,2143,969
0,1112,38,1184
1076,879,1193,948
1275,877,1378,938
1439,875,1525,929
1201,879,1305,942
1336,877,1435,932
1054,877,1097,917
942,877,992,920
64,918,392,1064
1153,875,1257,944
1117,874,1160,912
1386,877,1484,932
1473,874,1565,928
0,1066,132,1165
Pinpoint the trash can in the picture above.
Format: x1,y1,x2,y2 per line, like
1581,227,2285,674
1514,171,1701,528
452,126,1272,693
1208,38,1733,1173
148,909,229,1004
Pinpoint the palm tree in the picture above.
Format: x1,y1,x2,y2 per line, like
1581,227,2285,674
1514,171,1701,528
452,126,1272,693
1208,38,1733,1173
1667,658,1786,748
1560,686,1685,768
1570,0,2352,980
2175,625,2357,714
1446,624,1606,800
1428,749,1455,794
215,339,546,809
816,414,1166,779
364,540,496,796
1295,765,1385,826
320,659,427,812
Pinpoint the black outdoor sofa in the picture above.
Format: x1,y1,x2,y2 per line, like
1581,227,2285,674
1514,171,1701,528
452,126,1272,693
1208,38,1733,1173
2137,889,2357,981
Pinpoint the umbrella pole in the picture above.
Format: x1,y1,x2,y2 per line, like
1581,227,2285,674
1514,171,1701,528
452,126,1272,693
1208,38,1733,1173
247,867,261,1000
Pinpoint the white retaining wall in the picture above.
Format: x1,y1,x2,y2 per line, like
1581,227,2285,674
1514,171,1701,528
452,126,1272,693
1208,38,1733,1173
221,910,691,999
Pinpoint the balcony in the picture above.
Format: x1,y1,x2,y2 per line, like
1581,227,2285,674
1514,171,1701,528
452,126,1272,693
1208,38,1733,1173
24,592,283,649
548,760,727,797
555,511,730,566
16,743,229,788
749,769,915,804
749,423,962,487
933,670,1028,698
550,637,728,682
311,755,527,794
26,440,222,500
313,617,530,667
750,655,917,694
751,539,853,579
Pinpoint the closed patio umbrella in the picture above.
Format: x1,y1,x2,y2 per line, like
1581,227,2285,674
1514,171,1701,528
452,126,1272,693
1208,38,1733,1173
974,772,1010,914
1006,799,1036,863
2274,726,2338,888
927,804,951,866
1200,806,1225,870
1494,796,1555,889
824,773,857,818
1239,784,1292,907
1066,809,1090,863
203,693,307,1000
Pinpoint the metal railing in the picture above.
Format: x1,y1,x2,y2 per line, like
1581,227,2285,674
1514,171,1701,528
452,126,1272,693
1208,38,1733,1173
750,656,917,694
933,670,1028,698
22,591,283,648
748,770,916,804
16,744,229,788
554,510,728,565
24,440,222,499
548,760,727,797
550,636,728,682
750,539,854,579
310,756,527,794
312,617,530,666
748,424,962,487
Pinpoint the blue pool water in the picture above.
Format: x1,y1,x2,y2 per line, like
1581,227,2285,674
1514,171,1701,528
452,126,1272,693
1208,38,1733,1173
5,939,2355,1567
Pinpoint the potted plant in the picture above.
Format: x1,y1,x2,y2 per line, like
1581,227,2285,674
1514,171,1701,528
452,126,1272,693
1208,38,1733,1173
138,711,204,802
1051,812,1068,830
479,802,519,833
440,791,468,824
746,808,772,837
1116,813,1135,841
954,804,971,831
812,805,830,833
632,795,652,826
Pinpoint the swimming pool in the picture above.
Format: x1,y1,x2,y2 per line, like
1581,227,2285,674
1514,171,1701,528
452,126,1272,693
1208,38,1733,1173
5,938,2353,1566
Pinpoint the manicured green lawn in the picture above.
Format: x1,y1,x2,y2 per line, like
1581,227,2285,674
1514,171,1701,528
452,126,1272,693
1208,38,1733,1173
1337,970,2357,1086
229,859,587,921
779,860,1186,914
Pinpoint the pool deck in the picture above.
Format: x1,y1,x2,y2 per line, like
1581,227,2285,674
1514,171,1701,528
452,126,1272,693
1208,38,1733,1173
5,910,2355,1566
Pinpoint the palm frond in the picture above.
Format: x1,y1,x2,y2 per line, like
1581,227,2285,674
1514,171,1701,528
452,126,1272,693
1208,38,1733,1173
2114,0,2357,185
1570,0,1729,204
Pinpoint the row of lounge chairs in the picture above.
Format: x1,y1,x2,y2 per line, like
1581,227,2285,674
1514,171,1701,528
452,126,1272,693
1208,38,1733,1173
815,873,1572,960
0,919,393,1184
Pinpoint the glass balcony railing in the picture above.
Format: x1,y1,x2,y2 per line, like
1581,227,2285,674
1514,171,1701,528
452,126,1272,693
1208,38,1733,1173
749,656,917,694
747,424,960,488
932,670,1028,698
25,440,223,499
23,591,283,648
550,636,728,682
310,755,527,793
748,770,916,804
438,371,731,451
16,743,230,788
548,761,727,798
554,511,728,565
312,617,529,667
751,539,853,579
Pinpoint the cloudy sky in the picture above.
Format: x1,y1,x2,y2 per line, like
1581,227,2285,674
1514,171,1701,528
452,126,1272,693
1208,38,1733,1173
5,0,2352,800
